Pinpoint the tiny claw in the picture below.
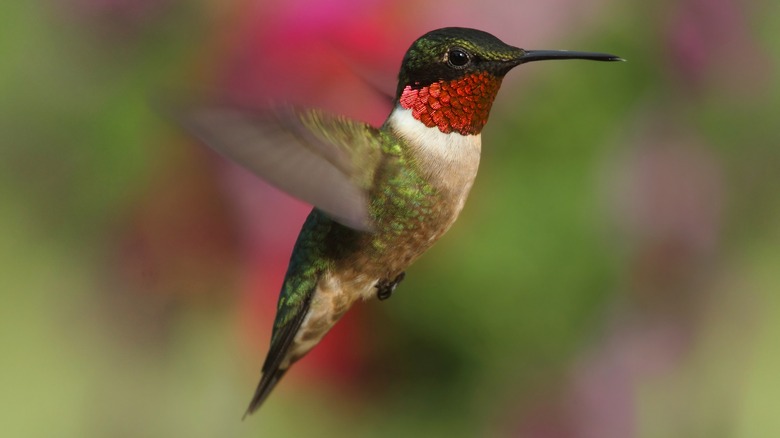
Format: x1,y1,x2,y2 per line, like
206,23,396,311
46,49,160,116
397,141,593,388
376,272,406,300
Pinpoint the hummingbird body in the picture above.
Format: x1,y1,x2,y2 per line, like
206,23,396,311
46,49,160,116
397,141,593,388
177,27,621,416
258,106,482,404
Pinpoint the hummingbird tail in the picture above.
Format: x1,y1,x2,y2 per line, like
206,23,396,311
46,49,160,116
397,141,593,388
243,291,315,418
243,368,289,419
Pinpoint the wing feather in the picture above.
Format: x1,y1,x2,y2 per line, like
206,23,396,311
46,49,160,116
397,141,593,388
176,105,384,231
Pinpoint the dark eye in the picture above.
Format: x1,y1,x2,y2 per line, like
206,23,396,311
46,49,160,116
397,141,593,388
447,48,470,68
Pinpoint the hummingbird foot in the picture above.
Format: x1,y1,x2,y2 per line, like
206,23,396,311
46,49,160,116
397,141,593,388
376,272,406,301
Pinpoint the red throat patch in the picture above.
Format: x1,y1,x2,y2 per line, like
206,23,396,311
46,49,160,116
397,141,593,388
399,72,503,135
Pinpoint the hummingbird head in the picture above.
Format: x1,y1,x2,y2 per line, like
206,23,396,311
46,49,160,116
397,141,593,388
395,27,622,135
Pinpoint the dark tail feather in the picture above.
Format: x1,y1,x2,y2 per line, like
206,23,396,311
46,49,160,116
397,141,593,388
243,368,289,419
242,295,312,418
243,291,314,418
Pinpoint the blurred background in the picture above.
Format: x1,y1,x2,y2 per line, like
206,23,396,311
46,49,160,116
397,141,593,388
1,0,779,436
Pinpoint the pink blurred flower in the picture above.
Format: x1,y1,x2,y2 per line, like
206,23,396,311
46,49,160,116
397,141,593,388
665,0,771,93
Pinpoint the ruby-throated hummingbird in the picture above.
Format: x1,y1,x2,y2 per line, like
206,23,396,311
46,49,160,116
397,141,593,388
178,27,622,416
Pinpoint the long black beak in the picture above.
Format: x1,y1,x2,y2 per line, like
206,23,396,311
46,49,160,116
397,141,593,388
517,50,624,64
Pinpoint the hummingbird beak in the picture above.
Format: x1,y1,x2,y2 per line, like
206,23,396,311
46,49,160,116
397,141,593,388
513,49,624,65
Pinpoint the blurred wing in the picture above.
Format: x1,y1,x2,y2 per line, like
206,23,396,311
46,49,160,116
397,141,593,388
176,105,384,231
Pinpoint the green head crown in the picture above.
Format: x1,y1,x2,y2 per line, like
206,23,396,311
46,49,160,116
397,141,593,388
395,27,622,135
396,27,525,98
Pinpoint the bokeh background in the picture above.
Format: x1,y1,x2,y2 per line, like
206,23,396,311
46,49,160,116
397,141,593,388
2,0,779,436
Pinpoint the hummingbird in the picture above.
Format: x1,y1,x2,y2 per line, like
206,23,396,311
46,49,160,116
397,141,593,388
177,27,622,417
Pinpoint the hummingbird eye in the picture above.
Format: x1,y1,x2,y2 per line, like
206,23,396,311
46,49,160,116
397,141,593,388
446,48,470,68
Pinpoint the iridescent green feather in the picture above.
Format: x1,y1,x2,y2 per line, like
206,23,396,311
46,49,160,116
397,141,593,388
269,211,332,346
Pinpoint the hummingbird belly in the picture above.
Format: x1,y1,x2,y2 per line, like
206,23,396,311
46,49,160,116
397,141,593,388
281,179,473,369
283,270,375,368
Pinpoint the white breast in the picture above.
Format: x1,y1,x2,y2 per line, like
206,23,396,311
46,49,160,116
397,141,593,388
386,106,482,216
386,106,482,165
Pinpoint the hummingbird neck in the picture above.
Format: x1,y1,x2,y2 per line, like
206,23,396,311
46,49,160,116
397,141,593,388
397,72,503,135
